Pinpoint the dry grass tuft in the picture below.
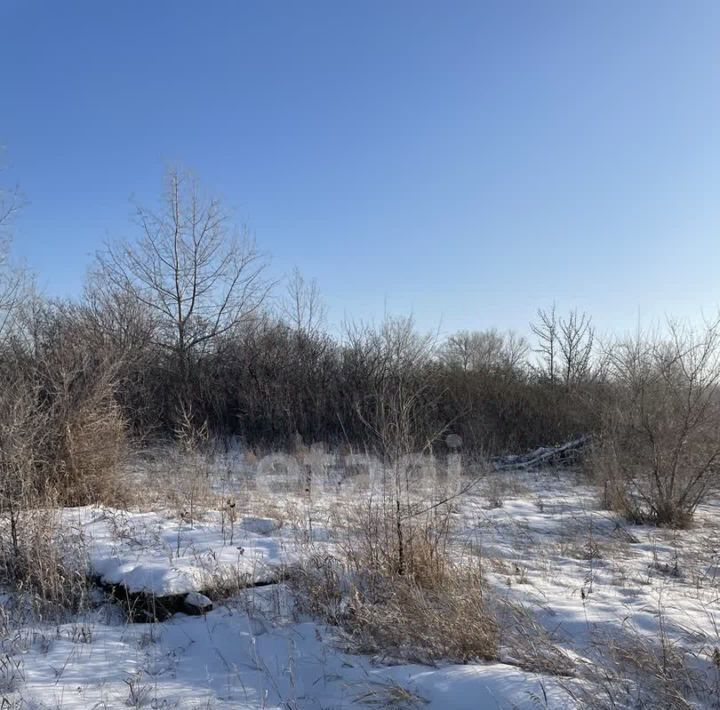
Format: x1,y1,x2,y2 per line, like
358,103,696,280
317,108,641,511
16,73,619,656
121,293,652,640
352,680,428,708
338,493,456,591
292,554,498,664
0,506,89,619
496,601,576,677
55,396,129,507
347,565,498,664
291,492,499,665
564,620,719,709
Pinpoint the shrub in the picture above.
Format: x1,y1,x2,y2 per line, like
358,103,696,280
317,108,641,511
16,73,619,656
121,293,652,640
50,376,127,506
595,321,720,527
19,303,128,506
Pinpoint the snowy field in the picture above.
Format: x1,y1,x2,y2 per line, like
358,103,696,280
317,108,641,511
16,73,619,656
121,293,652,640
2,451,719,709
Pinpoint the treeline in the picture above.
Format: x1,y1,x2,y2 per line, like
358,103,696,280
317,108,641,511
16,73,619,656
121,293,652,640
0,169,600,454
0,285,600,456
2,167,720,526
114,308,600,453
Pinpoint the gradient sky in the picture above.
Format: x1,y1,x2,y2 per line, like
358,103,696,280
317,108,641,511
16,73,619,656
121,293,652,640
1,0,719,338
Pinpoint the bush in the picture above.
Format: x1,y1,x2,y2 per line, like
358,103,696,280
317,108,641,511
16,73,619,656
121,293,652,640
0,302,128,514
0,311,121,617
595,321,720,527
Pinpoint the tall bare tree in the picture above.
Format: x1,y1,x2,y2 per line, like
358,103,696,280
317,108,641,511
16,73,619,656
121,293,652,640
96,168,270,415
281,267,326,334
531,306,594,388
531,305,559,384
0,165,26,343
558,309,594,389
0,161,23,241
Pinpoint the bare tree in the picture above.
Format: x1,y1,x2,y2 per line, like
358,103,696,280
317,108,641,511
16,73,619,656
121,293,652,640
0,160,23,241
347,315,444,576
504,330,530,371
0,166,26,344
96,168,270,414
84,274,158,360
530,305,559,383
442,331,498,372
531,306,594,388
281,267,326,334
441,332,470,371
558,309,594,389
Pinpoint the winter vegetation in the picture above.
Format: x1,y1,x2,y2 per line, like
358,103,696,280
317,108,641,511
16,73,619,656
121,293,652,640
2,169,720,708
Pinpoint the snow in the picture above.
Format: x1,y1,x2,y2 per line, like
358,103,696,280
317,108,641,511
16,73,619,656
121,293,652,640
6,595,572,709
3,463,720,708
184,591,212,610
240,516,281,535
64,508,296,595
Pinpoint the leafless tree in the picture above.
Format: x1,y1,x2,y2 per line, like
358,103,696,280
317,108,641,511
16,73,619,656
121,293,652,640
597,318,720,526
504,331,530,371
531,305,559,383
347,315,445,576
281,267,326,334
532,306,594,388
0,159,23,241
0,167,27,344
558,309,594,388
95,168,270,413
84,274,158,357
442,331,497,372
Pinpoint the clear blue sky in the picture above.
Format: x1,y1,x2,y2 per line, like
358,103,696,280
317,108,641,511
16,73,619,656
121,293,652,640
2,0,719,338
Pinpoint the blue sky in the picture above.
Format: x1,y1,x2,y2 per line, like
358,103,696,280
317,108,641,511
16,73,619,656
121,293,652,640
1,0,719,338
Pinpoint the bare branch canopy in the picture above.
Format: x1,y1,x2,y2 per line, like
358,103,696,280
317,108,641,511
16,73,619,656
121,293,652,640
95,168,270,361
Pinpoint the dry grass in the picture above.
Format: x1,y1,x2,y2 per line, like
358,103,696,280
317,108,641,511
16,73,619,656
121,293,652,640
290,486,501,666
564,618,720,709
352,680,428,708
334,479,457,588
496,601,575,677
55,396,128,507
0,345,129,512
292,552,498,664
480,473,531,509
287,467,590,681
0,505,89,619
148,448,217,522
0,360,121,621
350,567,498,664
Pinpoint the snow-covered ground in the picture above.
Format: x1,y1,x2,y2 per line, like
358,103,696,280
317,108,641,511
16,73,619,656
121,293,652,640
2,598,571,709
2,456,719,708
69,507,294,596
